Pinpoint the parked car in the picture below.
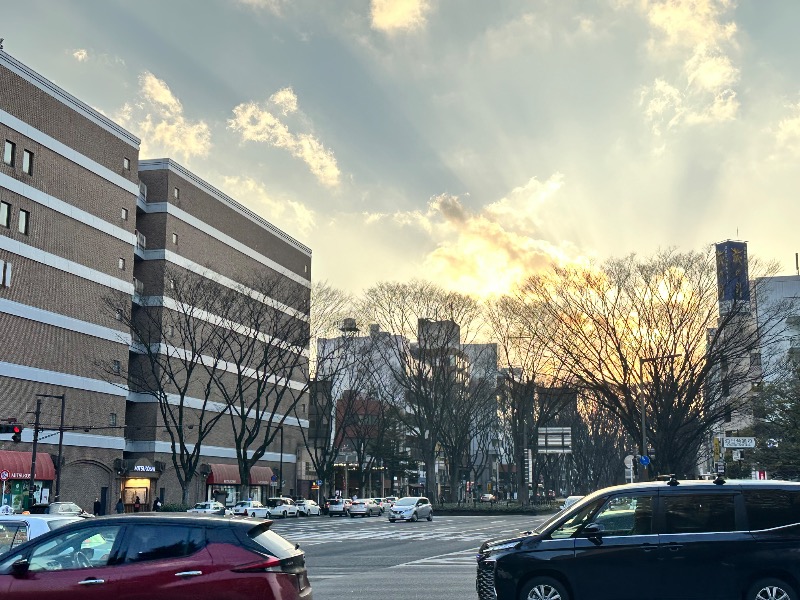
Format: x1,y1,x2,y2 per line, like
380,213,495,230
232,500,265,517
0,513,312,599
369,498,389,513
383,496,398,508
295,499,321,517
27,502,93,518
186,501,233,517
476,478,800,600
326,498,351,517
559,495,584,511
0,515,83,555
349,499,382,517
480,493,496,503
264,497,299,519
388,496,433,522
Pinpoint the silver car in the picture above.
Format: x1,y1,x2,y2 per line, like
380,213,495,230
349,499,381,517
0,515,82,554
388,496,433,522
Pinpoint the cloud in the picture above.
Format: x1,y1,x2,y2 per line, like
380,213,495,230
370,0,431,33
363,174,580,297
228,89,341,188
233,0,286,14
221,175,316,238
625,0,740,134
72,49,89,62
114,72,211,161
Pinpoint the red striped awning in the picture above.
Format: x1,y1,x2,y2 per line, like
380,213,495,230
249,466,274,485
206,463,240,485
0,451,56,480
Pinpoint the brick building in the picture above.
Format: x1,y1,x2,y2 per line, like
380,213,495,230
0,50,312,513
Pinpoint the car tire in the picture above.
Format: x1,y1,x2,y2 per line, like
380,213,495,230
281,510,287,518
329,513,334,517
250,512,256,518
389,518,396,522
427,512,433,521
747,578,797,600
410,512,418,522
520,576,570,600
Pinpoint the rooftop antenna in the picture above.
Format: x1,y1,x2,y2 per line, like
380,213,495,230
796,253,799,277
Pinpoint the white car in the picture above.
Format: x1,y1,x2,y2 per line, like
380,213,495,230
186,501,233,516
349,499,382,517
0,515,83,554
264,497,299,518
388,496,433,522
560,495,584,511
295,499,321,516
232,500,265,517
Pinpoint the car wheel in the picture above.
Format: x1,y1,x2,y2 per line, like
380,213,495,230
250,512,256,517
747,579,797,600
520,577,570,600
329,513,334,517
281,510,287,518
350,512,356,518
427,511,433,521
389,518,396,522
410,512,418,522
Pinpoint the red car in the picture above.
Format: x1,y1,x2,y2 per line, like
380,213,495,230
0,513,312,599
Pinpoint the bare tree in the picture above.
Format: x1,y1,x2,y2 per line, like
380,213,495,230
518,248,791,477
106,269,232,505
360,280,486,500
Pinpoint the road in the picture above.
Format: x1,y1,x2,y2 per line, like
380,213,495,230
268,513,550,600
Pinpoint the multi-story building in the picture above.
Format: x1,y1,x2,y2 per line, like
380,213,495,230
0,51,313,513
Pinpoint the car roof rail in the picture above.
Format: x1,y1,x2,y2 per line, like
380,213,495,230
666,474,680,486
713,474,726,485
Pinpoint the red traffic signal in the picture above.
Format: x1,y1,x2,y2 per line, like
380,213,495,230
0,423,23,442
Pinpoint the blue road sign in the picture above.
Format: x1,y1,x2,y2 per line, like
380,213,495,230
640,455,651,466
270,474,278,482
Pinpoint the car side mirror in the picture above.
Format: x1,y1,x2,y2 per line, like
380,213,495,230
11,559,30,578
582,523,605,537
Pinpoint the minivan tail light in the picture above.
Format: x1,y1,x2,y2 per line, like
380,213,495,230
232,556,282,573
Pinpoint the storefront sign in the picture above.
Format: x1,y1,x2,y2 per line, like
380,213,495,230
133,465,156,472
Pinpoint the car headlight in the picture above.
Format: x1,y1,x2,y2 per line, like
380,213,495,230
485,540,521,554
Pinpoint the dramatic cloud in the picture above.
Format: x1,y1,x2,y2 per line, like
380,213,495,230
370,0,431,33
364,174,580,297
626,0,740,135
113,73,211,161
221,175,315,239
228,89,341,188
72,49,89,62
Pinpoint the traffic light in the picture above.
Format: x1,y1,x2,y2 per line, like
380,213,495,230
0,423,23,442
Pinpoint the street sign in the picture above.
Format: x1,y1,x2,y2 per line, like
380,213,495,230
723,437,755,448
316,479,322,485
717,461,726,473
639,455,651,466
0,470,8,481
624,455,634,469
270,474,278,482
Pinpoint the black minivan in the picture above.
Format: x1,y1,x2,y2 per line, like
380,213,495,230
477,479,800,600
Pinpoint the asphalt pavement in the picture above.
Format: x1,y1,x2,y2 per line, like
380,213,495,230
267,512,550,600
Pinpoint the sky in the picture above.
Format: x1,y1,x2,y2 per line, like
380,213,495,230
4,0,800,297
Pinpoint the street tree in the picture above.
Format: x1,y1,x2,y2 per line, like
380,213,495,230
749,371,800,479
517,248,790,477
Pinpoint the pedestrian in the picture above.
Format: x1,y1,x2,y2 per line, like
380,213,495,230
134,495,141,512
152,496,162,511
93,497,102,516
439,494,444,507
115,497,124,514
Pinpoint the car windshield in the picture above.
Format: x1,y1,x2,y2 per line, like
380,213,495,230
395,498,417,506
193,503,208,509
234,502,248,507
48,518,81,531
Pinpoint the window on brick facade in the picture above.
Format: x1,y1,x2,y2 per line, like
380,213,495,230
118,258,125,270
110,413,117,426
123,157,130,170
169,278,176,290
172,232,178,245
0,201,9,228
121,208,129,221
0,260,11,287
116,308,123,321
174,187,180,200
168,325,175,337
22,150,33,175
112,360,121,375
18,209,30,235
3,140,15,166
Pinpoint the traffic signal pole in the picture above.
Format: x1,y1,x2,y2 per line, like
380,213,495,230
27,397,42,509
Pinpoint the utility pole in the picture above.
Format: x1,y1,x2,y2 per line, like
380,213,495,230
27,398,42,509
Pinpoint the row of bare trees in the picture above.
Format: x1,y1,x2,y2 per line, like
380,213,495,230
106,246,794,504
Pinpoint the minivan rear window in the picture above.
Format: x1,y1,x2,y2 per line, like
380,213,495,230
249,526,299,559
663,494,736,534
743,490,800,530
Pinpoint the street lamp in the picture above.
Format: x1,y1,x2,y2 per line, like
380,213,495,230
29,394,66,508
638,354,681,481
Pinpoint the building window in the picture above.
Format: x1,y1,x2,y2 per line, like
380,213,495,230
174,187,180,200
168,325,175,337
112,360,121,375
123,157,130,170
0,201,9,228
118,258,125,270
0,260,11,287
110,413,117,427
22,150,33,175
169,278,176,290
121,208,129,221
115,308,123,321
172,232,178,245
18,209,30,235
3,141,15,166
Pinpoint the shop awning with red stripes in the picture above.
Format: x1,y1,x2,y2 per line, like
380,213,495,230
0,451,56,480
249,466,274,485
